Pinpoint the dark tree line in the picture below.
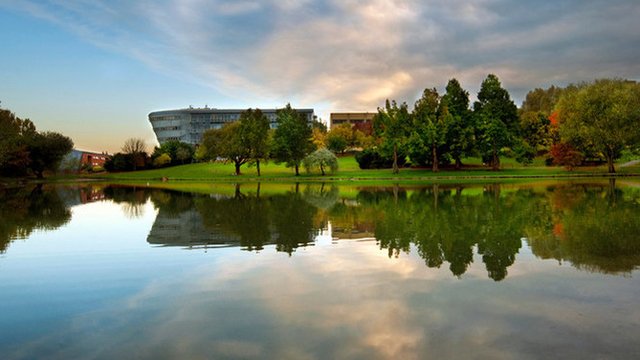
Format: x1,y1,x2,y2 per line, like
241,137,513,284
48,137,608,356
0,107,73,178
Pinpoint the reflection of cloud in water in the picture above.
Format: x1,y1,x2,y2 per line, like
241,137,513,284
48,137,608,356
9,237,640,359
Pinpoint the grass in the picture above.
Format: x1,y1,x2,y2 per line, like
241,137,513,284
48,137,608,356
90,155,640,184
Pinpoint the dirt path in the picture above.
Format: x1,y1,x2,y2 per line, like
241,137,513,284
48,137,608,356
620,159,640,167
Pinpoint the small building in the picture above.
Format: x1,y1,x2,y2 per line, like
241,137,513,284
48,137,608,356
330,112,376,129
64,149,110,170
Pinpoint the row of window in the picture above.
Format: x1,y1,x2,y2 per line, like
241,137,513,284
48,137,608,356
155,126,181,131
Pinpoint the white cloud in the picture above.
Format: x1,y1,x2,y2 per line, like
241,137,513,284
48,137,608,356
4,0,640,117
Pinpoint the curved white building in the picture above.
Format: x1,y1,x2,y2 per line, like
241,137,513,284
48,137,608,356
149,107,315,145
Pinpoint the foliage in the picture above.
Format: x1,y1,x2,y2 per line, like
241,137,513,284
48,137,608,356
205,122,251,175
513,141,536,166
409,87,449,172
556,79,640,173
104,152,146,172
441,78,474,169
151,140,194,167
1,107,74,178
473,74,519,170
271,104,314,175
549,142,583,170
373,99,411,173
238,108,271,176
355,147,406,169
303,148,339,175
121,138,148,171
26,132,74,178
153,153,172,167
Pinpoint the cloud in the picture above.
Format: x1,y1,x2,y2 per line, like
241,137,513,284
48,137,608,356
5,0,640,116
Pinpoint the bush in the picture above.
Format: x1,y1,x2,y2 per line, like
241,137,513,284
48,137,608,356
355,148,407,169
153,153,172,168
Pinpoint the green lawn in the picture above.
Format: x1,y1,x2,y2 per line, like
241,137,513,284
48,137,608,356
92,155,640,183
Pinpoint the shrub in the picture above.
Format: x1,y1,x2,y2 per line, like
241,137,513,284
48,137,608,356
355,148,406,169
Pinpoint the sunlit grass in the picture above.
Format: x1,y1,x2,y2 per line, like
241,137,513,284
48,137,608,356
93,154,639,182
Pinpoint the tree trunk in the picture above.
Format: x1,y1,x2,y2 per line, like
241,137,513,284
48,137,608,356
295,163,300,176
432,143,439,172
235,162,241,175
320,163,325,176
455,157,462,170
606,149,616,173
392,143,399,174
256,160,261,176
492,143,500,171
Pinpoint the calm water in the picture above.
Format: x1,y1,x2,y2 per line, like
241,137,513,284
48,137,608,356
1,181,639,359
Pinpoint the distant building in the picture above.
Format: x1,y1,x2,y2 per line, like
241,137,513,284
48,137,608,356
149,107,315,145
330,112,375,129
68,149,110,167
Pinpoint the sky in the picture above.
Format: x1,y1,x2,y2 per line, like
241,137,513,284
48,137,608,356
1,0,639,153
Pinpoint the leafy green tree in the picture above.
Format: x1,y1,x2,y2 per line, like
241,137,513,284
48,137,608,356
556,79,640,173
153,153,172,167
198,127,224,161
473,74,519,170
238,108,271,176
214,122,251,175
0,108,35,176
26,132,74,178
152,140,194,166
373,100,411,174
271,104,314,176
441,78,474,169
409,87,448,172
303,148,338,175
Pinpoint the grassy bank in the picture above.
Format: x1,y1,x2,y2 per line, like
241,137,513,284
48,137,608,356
91,155,640,183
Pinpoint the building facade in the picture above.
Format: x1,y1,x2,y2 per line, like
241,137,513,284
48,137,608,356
149,107,315,145
330,112,375,129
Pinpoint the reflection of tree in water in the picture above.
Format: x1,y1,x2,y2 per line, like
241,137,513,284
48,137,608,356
103,186,154,219
0,185,71,252
354,184,534,281
526,181,640,275
194,184,320,254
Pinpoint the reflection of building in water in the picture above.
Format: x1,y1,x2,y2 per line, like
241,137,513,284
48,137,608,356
147,207,242,248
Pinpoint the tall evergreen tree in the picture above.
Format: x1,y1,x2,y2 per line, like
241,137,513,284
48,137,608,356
441,78,474,169
410,88,448,172
473,74,519,170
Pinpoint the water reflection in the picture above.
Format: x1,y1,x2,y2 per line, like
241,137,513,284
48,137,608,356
0,185,72,252
2,181,640,279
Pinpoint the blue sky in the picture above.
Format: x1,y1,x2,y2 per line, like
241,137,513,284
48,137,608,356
1,0,639,152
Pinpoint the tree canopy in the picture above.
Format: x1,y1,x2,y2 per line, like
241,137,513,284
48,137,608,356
271,104,314,176
556,79,640,173
473,74,519,170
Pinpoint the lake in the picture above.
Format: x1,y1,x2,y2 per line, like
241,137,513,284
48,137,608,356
1,180,639,359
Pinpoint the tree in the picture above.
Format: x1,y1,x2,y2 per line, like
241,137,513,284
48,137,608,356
122,138,147,171
373,99,411,174
213,122,251,175
26,132,74,178
238,108,271,176
441,78,474,169
473,74,519,170
556,79,640,173
326,123,355,154
0,108,34,176
303,148,339,175
271,104,314,176
151,140,194,166
410,87,448,172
